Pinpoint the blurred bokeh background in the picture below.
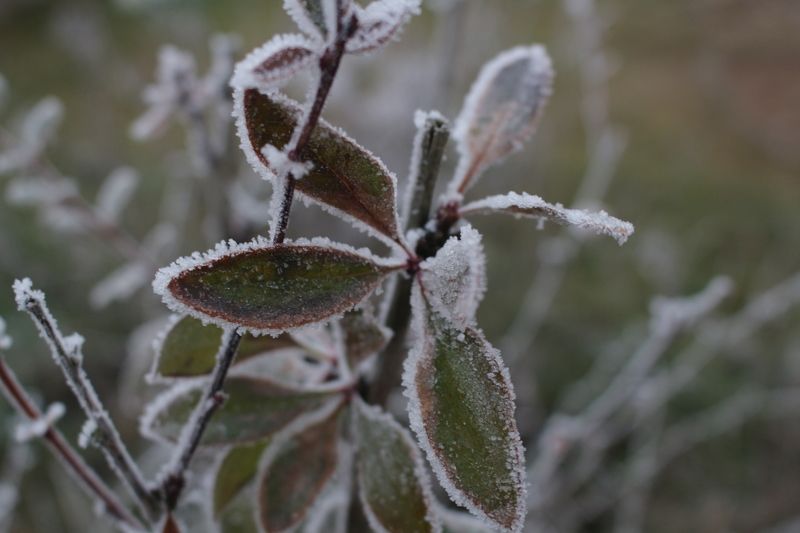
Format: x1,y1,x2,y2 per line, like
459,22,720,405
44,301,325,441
1,0,798,531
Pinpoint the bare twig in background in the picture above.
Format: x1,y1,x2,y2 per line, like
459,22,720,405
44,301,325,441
12,280,161,523
525,271,800,531
0,357,141,531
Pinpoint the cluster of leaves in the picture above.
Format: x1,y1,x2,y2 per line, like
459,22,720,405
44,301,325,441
139,1,633,532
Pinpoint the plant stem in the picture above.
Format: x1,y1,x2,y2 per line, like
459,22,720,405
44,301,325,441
158,3,358,512
369,115,450,406
17,291,161,522
161,330,242,511
272,3,358,244
0,357,143,531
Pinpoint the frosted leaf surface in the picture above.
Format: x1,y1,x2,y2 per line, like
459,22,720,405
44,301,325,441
140,376,341,445
346,0,422,54
230,34,317,92
419,225,487,329
449,46,554,195
149,315,297,380
257,405,343,532
403,286,527,532
212,440,269,517
354,398,441,533
152,237,401,335
340,307,392,371
461,191,635,245
0,317,12,351
95,167,139,223
437,505,494,533
283,0,341,42
234,89,402,245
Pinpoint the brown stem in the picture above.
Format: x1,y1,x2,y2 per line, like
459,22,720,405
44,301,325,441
272,4,358,244
18,293,161,522
160,330,242,511
0,357,143,531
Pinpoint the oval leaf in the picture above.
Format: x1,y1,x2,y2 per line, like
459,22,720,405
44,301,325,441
219,488,260,533
235,90,402,244
403,287,526,532
419,225,486,329
346,0,421,54
284,0,336,41
460,191,634,245
449,45,553,195
340,308,392,371
354,399,440,533
213,441,269,517
140,376,341,445
231,34,317,91
153,238,399,335
152,316,298,380
258,405,343,532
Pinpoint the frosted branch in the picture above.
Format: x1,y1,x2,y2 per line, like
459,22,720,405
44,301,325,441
12,279,161,521
0,357,142,530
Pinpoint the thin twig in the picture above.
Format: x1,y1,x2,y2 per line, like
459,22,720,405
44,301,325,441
157,1,359,512
160,330,242,510
14,282,161,522
272,3,358,245
0,357,142,531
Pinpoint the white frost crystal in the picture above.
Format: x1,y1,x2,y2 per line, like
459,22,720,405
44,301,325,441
420,225,487,328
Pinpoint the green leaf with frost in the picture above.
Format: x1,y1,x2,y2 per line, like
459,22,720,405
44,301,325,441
354,398,440,533
153,316,297,379
154,240,400,334
237,90,401,244
141,377,340,445
257,405,344,532
403,286,526,532
213,441,269,518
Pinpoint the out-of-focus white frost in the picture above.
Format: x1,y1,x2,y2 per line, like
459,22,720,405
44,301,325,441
419,225,487,329
14,402,65,443
461,191,634,245
0,317,11,351
95,167,139,223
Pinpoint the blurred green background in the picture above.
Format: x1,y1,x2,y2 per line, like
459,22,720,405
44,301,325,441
1,0,798,531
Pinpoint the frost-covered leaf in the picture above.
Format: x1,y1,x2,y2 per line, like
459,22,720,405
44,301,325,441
151,315,297,380
419,225,486,329
231,34,317,91
235,90,402,244
438,505,494,533
283,0,340,42
153,237,400,334
460,191,635,245
346,0,421,54
140,377,341,445
340,308,392,371
213,441,269,517
354,399,440,533
403,287,526,532
450,46,553,195
257,404,344,532
219,488,260,533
